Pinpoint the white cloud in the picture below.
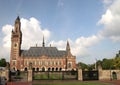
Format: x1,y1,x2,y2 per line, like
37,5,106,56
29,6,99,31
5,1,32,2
1,17,103,63
98,0,120,42
20,17,50,48
98,9,113,25
2,25,13,48
1,17,51,61
49,35,102,58
103,0,113,5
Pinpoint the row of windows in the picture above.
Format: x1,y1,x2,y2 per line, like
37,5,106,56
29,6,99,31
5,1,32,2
24,67,62,71
24,61,62,66
12,61,72,69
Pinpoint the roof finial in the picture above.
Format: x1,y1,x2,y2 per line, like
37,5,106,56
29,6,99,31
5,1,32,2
42,35,45,47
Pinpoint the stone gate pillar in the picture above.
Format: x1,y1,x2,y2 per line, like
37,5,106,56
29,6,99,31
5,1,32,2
98,65,102,80
28,63,33,82
78,68,82,81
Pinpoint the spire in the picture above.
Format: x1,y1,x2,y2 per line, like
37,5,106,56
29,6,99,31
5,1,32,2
66,40,70,51
17,16,20,20
42,36,45,47
14,16,21,33
15,16,20,23
66,40,72,56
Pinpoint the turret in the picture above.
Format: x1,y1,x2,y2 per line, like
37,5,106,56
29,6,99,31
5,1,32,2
66,41,71,56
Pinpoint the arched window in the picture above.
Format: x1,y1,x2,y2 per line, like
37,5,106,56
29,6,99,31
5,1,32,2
56,62,58,65
36,68,39,71
52,68,54,71
60,68,62,71
112,72,117,80
24,67,27,71
56,68,58,71
32,68,35,71
42,67,45,72
68,62,72,68
48,68,51,71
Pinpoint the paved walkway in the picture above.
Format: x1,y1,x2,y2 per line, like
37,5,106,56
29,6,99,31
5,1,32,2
7,80,120,85
100,80,120,85
7,82,32,85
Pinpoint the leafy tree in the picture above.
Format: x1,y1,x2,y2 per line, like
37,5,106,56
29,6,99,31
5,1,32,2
77,62,88,70
102,58,114,70
88,64,95,71
0,58,7,67
113,56,120,69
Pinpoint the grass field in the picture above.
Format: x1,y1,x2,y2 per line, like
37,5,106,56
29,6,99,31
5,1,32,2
33,81,110,85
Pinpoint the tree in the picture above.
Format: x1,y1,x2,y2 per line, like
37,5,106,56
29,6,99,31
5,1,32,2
77,62,88,70
0,58,7,67
102,58,114,70
113,56,120,69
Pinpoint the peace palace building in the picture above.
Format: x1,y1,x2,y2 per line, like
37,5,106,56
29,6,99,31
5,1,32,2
10,16,76,71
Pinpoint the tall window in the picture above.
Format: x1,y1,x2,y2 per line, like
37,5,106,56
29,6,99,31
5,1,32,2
68,62,72,68
12,61,15,65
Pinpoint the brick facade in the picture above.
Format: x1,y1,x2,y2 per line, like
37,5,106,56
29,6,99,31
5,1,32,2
10,16,76,71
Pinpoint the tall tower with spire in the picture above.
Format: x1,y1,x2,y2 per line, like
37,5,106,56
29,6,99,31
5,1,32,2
10,16,22,70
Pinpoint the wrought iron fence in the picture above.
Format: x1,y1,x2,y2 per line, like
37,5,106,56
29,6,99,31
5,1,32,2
33,71,78,80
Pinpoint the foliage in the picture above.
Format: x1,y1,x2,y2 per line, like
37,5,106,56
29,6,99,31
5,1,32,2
0,58,7,67
113,56,120,69
78,62,88,70
101,58,114,70
77,51,120,70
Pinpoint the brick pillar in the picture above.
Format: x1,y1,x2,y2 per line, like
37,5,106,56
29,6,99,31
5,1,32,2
117,70,120,80
28,62,33,82
98,65,102,80
78,69,82,81
28,69,32,82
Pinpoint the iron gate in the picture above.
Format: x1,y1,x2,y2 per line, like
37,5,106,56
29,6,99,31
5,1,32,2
33,71,78,80
82,70,99,81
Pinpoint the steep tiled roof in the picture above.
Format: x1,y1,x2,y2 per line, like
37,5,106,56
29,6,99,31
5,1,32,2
21,47,66,57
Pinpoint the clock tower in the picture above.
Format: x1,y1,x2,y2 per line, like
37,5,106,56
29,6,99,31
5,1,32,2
10,16,22,70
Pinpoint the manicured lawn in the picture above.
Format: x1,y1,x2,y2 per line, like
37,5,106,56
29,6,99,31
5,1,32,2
33,81,110,85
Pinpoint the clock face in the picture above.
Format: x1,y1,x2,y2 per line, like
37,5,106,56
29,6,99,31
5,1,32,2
14,43,18,48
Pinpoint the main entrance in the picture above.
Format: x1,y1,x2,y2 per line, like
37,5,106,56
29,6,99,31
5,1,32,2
82,70,99,81
33,71,78,80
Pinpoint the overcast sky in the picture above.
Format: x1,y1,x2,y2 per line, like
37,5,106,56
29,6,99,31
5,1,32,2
0,0,120,64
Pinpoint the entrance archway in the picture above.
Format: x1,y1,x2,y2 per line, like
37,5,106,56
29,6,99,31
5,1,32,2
48,68,50,71
42,67,45,72
36,68,39,71
24,67,27,71
112,71,117,80
32,68,35,71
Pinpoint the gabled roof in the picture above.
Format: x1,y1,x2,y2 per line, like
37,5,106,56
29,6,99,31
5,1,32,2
21,47,66,57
